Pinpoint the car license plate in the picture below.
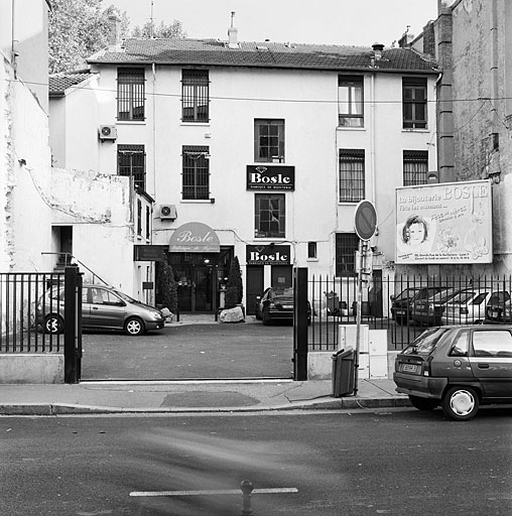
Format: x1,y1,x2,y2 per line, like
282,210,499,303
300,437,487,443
282,305,293,310
401,363,417,373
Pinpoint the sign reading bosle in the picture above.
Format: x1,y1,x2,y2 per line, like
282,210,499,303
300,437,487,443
246,245,290,265
246,165,295,191
169,222,220,253
396,180,492,264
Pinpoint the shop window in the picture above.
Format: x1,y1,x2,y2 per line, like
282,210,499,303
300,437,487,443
117,67,145,121
254,119,285,162
338,75,364,127
255,194,285,238
182,145,210,200
182,69,209,122
339,149,365,202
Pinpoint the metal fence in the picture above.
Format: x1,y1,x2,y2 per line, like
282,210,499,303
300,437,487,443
308,274,512,351
0,272,64,353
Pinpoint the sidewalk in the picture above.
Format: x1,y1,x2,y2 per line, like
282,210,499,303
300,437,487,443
0,377,411,416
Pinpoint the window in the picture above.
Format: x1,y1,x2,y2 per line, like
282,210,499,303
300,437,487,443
473,330,512,357
335,233,358,277
182,70,209,122
145,206,150,240
117,68,145,121
117,145,146,190
338,75,364,127
403,77,427,129
339,149,365,202
255,194,285,238
137,199,142,236
254,119,285,162
449,330,469,357
182,146,209,200
308,242,318,259
403,150,428,186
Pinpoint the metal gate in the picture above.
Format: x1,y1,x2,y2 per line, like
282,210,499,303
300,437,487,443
0,266,82,383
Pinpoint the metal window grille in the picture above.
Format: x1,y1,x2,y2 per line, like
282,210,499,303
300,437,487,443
338,75,364,127
254,119,285,162
255,194,285,238
403,77,427,129
182,145,210,200
117,68,145,121
117,144,146,190
339,149,365,202
182,70,209,122
335,233,359,277
403,150,428,186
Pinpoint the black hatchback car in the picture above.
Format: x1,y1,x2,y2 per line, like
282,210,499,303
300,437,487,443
390,287,447,325
255,287,311,325
394,325,512,420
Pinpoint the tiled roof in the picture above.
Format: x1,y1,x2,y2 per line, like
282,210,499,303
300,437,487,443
87,38,438,74
49,70,94,96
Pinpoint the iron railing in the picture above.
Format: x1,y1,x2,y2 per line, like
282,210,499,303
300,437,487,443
0,272,64,352
308,274,512,351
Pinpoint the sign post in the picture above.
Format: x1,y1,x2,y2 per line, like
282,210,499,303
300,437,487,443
353,200,377,396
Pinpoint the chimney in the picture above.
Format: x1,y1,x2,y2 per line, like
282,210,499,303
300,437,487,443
227,11,239,49
108,14,121,49
372,42,384,60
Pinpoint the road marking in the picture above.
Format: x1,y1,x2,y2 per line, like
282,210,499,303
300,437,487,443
130,487,298,497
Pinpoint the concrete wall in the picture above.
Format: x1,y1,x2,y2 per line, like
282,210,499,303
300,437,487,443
0,354,64,384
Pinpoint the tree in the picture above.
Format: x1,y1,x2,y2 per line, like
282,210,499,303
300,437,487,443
132,20,187,39
225,256,243,309
48,0,129,73
156,260,178,314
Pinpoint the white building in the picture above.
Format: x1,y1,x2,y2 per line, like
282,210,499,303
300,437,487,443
49,23,439,315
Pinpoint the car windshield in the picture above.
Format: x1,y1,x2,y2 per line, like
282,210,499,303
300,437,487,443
448,290,481,304
113,289,137,303
394,289,418,301
273,288,294,297
402,328,450,355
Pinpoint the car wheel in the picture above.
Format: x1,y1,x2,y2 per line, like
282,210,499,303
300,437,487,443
125,317,145,336
409,395,438,411
442,386,479,421
262,308,271,326
44,314,64,334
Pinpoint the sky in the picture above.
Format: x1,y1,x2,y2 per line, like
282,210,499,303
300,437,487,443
107,0,439,48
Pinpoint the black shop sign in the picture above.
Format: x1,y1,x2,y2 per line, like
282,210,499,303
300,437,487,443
246,165,295,191
246,245,291,265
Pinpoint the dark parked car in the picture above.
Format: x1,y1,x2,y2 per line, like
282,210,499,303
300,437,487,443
36,284,166,336
255,287,311,325
485,292,512,323
394,325,512,420
390,287,447,325
410,287,456,326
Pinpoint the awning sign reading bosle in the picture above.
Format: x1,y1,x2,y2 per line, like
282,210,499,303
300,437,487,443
168,222,220,253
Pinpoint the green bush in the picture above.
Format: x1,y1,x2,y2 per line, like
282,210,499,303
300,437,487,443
225,256,243,308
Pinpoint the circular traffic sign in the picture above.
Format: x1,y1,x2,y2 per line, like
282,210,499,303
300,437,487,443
354,200,377,241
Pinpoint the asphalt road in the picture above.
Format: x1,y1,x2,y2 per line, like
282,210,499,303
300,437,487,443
81,321,295,381
3,408,512,515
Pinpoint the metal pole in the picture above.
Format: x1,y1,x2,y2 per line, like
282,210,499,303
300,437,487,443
354,240,365,396
240,480,254,516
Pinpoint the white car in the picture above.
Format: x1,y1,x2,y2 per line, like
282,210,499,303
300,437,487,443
441,289,507,325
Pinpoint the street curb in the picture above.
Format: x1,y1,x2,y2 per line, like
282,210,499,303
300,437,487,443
0,398,412,416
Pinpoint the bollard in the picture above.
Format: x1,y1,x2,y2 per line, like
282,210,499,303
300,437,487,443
240,479,254,515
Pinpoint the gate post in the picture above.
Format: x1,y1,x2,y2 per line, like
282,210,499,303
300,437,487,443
293,267,308,381
64,266,82,384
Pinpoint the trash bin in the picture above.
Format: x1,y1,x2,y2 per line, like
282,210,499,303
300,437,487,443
331,348,356,397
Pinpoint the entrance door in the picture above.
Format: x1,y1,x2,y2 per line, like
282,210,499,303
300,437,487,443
175,264,214,312
246,266,264,315
271,265,292,288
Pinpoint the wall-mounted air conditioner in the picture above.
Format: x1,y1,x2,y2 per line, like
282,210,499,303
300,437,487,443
160,204,177,220
98,125,117,140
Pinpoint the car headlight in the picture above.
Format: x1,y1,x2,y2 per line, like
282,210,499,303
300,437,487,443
149,311,164,321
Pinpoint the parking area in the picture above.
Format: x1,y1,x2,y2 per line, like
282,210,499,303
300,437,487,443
81,319,294,381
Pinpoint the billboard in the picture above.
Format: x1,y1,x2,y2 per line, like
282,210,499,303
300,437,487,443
396,180,492,264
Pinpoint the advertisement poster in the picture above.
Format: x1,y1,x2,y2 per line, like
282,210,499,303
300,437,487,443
396,180,492,264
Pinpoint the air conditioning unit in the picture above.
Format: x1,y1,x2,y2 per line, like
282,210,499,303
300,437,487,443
98,125,117,140
159,204,177,221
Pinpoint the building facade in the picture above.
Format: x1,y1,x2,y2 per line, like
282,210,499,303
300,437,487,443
49,25,439,314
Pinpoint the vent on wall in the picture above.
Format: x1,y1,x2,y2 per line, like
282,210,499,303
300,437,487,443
159,204,177,220
98,125,117,140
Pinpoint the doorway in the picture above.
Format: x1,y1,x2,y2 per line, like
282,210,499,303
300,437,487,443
246,265,264,315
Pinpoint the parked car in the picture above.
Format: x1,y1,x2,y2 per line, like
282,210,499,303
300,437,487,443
390,287,448,325
410,287,456,326
442,289,507,325
394,325,512,420
485,292,512,323
36,284,166,336
255,287,311,325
